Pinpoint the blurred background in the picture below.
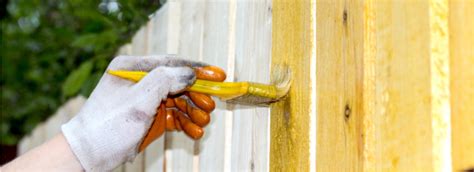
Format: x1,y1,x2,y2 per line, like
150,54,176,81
1,0,163,164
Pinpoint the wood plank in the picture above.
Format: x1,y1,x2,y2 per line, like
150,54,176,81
44,96,86,140
131,26,150,56
114,38,133,172
315,0,365,171
362,0,451,171
64,96,86,119
112,165,125,172
449,0,474,171
28,123,46,151
270,0,314,171
231,0,272,171
224,1,236,171
124,23,150,172
198,1,232,171
117,44,132,56
142,2,177,171
17,135,31,155
428,1,451,170
165,1,203,171
17,96,85,155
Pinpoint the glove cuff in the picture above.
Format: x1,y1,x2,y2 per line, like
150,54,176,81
62,116,128,171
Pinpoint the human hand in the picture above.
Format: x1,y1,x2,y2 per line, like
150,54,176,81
61,55,209,171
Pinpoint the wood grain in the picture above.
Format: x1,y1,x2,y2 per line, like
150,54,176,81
198,1,231,171
142,2,177,171
316,0,364,171
231,0,272,171
16,0,474,171
124,24,149,172
363,0,451,171
270,0,314,171
165,1,203,171
449,0,474,171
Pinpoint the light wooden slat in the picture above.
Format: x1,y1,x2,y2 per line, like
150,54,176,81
142,4,167,172
143,2,181,171
428,1,451,170
112,165,125,172
198,1,232,171
362,0,451,171
362,3,376,171
165,1,204,171
18,122,43,154
44,110,65,140
114,39,132,172
17,96,85,155
117,44,132,56
231,1,272,171
148,3,171,54
44,96,86,140
270,0,314,171
315,0,365,171
64,96,86,119
124,24,150,172
449,0,474,171
17,135,31,155
224,1,236,171
131,26,150,55
28,123,46,152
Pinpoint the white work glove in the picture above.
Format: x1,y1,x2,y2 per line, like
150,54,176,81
62,55,206,171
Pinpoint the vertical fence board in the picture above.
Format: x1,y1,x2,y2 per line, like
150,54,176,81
231,1,272,171
124,26,149,172
428,1,451,170
449,0,474,171
17,136,31,155
165,1,204,171
315,0,365,171
44,96,85,140
16,96,85,155
64,96,86,119
113,43,132,172
117,44,132,56
28,123,45,151
362,1,451,171
270,0,314,171
142,3,175,172
198,1,231,171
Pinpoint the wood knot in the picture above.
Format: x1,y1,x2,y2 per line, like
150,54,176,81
463,167,474,172
343,9,348,24
283,97,291,125
344,104,351,121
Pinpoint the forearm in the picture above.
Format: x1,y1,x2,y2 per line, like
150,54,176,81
2,133,83,172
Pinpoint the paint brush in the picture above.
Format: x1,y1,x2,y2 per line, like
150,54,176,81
107,66,291,105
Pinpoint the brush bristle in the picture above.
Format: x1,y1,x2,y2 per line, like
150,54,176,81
272,64,292,99
225,65,292,106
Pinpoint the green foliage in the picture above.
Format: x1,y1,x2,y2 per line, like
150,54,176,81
1,0,162,145
62,61,94,96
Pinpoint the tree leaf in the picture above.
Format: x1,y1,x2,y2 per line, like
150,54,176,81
61,61,94,96
71,33,97,50
79,72,102,97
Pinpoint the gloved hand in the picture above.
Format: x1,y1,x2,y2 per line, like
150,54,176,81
137,65,226,152
61,55,207,171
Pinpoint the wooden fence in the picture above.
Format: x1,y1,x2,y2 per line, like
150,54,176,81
18,0,473,171
19,1,273,171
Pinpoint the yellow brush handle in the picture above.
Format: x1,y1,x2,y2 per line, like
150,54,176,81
107,70,250,99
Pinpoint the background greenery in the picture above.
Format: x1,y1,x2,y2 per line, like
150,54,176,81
1,0,162,145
